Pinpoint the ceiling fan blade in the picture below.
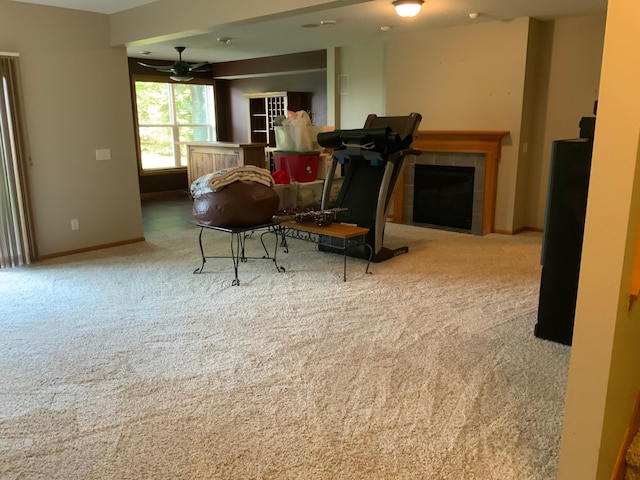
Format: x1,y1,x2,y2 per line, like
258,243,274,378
188,62,209,70
137,61,170,69
154,67,177,73
137,47,208,80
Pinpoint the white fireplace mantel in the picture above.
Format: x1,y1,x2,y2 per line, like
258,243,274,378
393,130,509,234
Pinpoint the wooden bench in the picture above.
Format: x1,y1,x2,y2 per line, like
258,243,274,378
279,220,372,281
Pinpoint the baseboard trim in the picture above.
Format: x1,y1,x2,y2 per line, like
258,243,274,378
39,237,146,260
494,226,543,235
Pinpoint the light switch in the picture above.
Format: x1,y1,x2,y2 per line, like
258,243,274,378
339,74,349,95
95,148,111,161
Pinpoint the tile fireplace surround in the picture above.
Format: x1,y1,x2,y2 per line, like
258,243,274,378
407,152,485,235
393,131,509,235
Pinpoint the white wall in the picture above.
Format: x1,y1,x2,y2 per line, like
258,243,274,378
0,0,142,257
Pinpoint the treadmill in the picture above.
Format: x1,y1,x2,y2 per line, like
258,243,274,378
318,112,422,262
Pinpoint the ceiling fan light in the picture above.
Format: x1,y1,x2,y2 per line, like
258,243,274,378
393,0,424,18
170,75,194,82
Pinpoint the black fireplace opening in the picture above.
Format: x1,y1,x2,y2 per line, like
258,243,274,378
413,164,475,230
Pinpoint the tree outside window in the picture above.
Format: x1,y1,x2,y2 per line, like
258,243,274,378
134,80,216,171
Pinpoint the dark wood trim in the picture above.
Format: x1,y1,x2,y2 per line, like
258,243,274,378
127,63,217,194
138,170,188,195
140,189,189,199
213,79,232,142
212,50,326,79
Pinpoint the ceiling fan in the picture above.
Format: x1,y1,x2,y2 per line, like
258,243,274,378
137,46,210,82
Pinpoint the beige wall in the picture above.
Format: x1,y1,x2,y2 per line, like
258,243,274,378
558,0,640,476
0,0,142,257
526,15,606,230
512,18,544,231
337,37,387,129
4,0,640,477
5,0,604,257
385,18,531,233
384,15,605,233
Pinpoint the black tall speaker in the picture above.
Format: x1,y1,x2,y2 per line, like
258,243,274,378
535,138,593,346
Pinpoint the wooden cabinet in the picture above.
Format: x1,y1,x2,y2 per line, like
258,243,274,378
245,91,312,148
187,142,267,185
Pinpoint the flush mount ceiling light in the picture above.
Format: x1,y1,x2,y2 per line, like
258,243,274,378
393,0,424,18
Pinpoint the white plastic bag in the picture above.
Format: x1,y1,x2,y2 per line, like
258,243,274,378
275,111,316,152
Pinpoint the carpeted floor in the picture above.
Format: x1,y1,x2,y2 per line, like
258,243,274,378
0,223,569,479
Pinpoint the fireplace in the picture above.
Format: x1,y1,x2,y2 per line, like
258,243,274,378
405,152,485,234
391,131,508,235
413,164,475,230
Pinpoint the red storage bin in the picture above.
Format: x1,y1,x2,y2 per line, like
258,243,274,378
274,152,319,182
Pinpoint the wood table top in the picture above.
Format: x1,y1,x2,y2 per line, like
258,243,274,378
280,221,369,239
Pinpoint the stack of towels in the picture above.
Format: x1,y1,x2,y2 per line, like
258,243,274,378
190,166,274,199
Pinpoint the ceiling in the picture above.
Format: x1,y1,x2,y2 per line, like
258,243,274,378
12,0,608,63
12,0,156,14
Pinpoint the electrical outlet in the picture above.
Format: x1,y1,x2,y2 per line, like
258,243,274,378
71,219,79,230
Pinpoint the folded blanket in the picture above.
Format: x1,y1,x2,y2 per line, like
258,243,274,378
190,166,275,199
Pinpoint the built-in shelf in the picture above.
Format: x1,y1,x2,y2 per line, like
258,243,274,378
244,91,312,149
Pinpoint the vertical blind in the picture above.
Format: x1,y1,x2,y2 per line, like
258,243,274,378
0,54,36,268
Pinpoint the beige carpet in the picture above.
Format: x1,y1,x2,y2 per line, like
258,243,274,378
0,222,569,479
626,431,640,479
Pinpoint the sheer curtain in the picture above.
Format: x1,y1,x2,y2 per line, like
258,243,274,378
0,54,36,268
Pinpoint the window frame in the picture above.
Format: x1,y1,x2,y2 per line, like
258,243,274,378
130,74,217,176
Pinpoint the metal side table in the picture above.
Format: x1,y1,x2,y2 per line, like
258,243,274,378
193,222,284,286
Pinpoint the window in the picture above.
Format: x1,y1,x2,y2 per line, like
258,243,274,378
134,80,216,172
